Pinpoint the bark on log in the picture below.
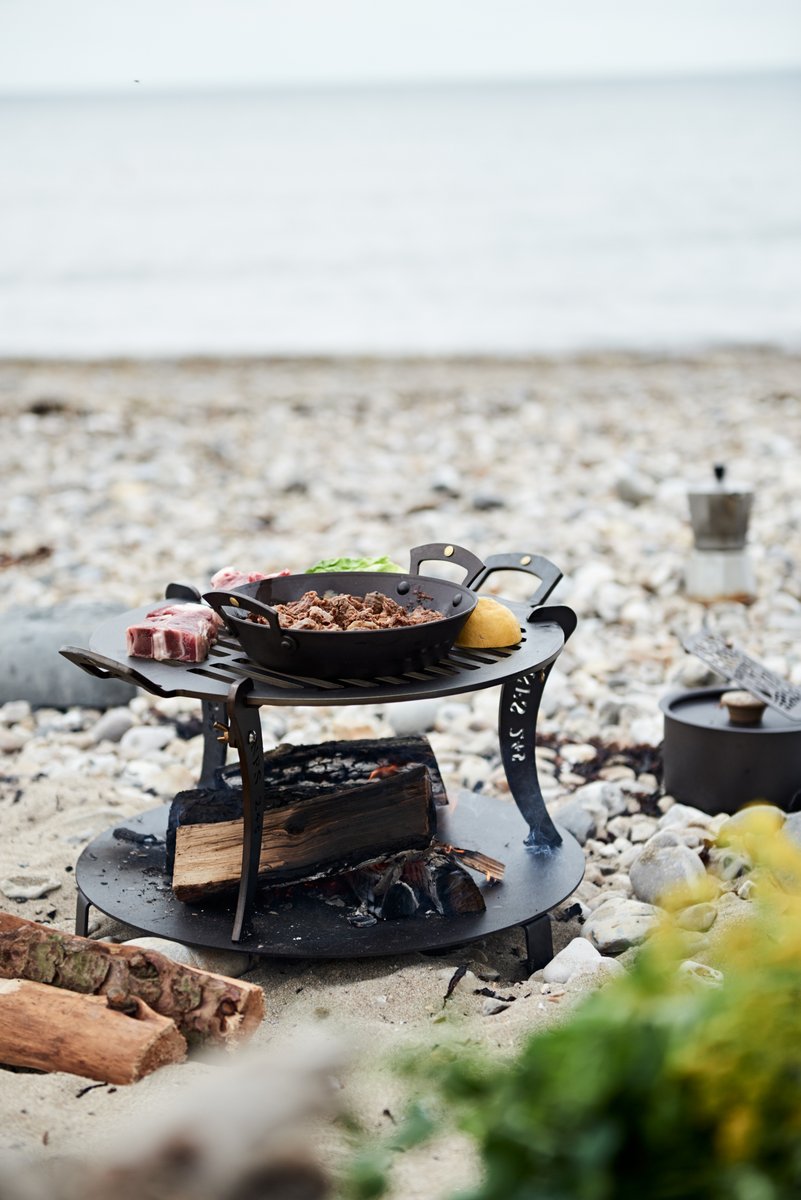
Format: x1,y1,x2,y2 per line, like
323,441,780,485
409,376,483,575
0,913,264,1046
0,977,186,1083
172,763,435,900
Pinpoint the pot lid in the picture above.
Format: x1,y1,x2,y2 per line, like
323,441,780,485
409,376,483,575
660,687,799,733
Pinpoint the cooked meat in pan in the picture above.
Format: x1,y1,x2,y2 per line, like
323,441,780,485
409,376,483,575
251,590,444,632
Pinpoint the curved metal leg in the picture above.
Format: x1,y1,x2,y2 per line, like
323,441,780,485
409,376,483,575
226,679,265,943
498,605,577,851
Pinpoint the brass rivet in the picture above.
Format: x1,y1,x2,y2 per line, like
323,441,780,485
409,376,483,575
520,555,532,566
444,545,454,557
230,596,239,605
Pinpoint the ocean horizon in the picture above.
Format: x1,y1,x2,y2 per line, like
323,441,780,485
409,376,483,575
1,72,799,357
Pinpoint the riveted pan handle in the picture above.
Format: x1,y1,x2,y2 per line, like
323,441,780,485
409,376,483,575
202,590,298,653
466,553,563,608
408,543,486,586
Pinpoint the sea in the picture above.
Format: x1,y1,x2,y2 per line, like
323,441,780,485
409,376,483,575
1,73,799,357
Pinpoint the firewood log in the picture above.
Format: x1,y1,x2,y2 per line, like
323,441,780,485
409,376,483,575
171,763,435,899
0,913,263,1046
0,977,185,1083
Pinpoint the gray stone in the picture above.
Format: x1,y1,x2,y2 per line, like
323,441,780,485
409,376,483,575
629,842,708,908
0,874,61,900
630,816,659,843
706,846,752,882
542,936,602,984
386,698,441,737
616,470,656,507
678,960,724,988
0,728,28,753
0,604,136,710
641,829,683,851
0,700,32,724
89,706,135,744
119,724,175,758
571,780,628,818
482,997,511,1016
566,957,626,988
587,888,629,911
553,796,596,845
583,898,659,954
718,805,785,844
677,902,718,932
658,803,716,832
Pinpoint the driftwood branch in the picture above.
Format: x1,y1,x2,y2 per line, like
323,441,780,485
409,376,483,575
0,977,185,1083
0,913,263,1045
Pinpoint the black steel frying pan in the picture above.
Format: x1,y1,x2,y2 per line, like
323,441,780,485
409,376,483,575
203,543,485,680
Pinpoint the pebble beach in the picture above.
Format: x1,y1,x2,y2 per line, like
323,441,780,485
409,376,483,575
1,348,801,1197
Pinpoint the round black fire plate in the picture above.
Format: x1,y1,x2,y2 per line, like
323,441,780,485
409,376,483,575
75,790,584,959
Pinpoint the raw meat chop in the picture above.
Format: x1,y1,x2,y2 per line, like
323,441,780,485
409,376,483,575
126,603,224,663
209,566,290,590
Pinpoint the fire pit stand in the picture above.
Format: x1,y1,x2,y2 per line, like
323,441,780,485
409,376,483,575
61,552,584,973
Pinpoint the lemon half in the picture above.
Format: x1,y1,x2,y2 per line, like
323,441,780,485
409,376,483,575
456,597,521,648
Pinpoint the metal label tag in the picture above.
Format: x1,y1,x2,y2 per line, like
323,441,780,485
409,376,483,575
683,631,801,721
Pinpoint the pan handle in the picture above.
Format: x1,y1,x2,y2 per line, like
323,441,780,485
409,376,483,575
202,590,298,654
466,553,563,608
59,644,154,690
408,543,486,586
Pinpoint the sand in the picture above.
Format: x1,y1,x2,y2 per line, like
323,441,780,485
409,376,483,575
1,348,800,1197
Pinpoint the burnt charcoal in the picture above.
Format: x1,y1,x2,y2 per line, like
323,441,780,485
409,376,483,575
342,847,486,921
443,963,469,1002
112,827,163,847
381,881,419,919
433,867,486,915
347,910,378,928
402,851,486,916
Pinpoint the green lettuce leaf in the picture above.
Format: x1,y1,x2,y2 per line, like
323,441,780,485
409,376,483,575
307,555,404,574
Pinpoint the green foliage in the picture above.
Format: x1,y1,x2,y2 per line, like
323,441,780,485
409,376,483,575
344,816,801,1200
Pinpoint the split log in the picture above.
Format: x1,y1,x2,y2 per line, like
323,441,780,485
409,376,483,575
167,733,447,870
0,977,185,1083
172,763,435,900
0,913,263,1045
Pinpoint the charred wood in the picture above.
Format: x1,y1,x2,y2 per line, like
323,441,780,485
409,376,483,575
167,734,447,870
347,847,487,921
171,763,435,899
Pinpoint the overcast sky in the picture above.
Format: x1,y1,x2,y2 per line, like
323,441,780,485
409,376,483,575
1,0,800,94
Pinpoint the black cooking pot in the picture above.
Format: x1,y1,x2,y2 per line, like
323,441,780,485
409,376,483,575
203,543,487,680
660,686,801,813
